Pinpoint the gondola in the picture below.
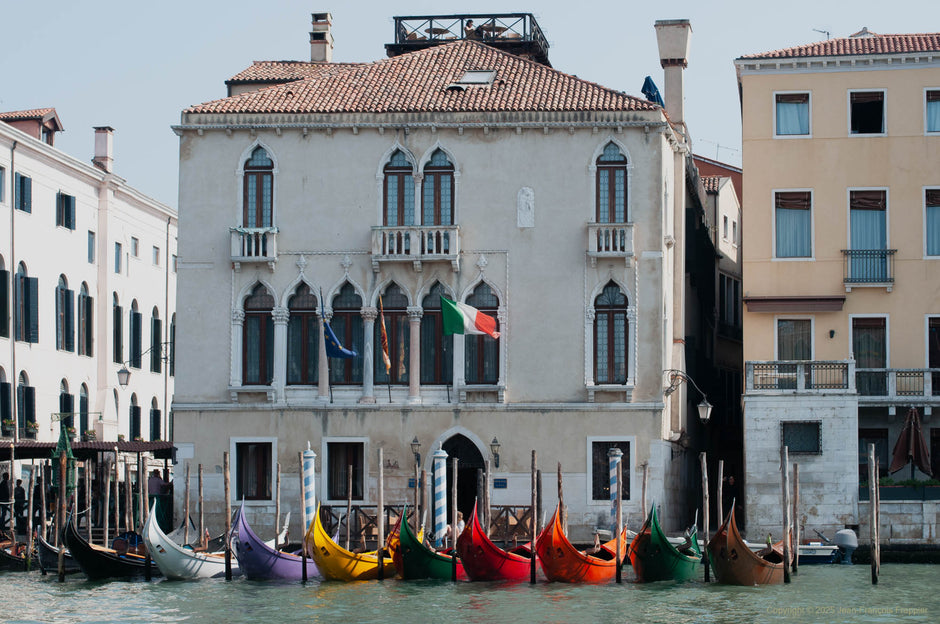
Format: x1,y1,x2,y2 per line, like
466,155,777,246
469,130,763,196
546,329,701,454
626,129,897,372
64,514,162,580
232,503,318,581
393,504,465,580
305,503,395,581
456,500,534,582
143,501,239,579
0,536,32,571
37,533,80,575
708,503,788,585
627,506,701,582
536,505,628,583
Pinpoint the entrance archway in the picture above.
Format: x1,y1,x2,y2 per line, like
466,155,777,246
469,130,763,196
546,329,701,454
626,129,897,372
442,434,485,523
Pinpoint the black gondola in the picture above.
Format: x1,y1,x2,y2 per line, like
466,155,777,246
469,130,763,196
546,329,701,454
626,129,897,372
64,515,162,580
36,533,80,575
0,536,32,571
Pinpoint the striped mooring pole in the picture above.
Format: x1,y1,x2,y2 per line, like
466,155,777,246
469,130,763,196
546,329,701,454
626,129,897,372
302,443,317,531
433,447,449,548
608,446,623,533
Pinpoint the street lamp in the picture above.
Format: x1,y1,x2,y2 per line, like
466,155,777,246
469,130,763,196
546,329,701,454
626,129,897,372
411,436,421,465
490,436,501,468
663,369,713,424
117,366,132,388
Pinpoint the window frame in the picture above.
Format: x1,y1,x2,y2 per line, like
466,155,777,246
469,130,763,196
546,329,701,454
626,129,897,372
585,436,634,504
374,286,410,386
420,284,453,385
421,150,455,227
322,437,367,504
383,150,415,227
772,188,814,261
773,90,812,138
593,282,628,385
242,146,275,228
464,283,500,385
286,285,319,386
781,420,822,455
87,231,96,264
114,242,122,274
595,142,629,224
329,284,363,385
924,187,940,258
130,237,139,258
924,88,940,135
13,172,31,213
242,286,274,386
848,89,887,137
774,316,814,360
55,192,76,230
77,285,93,357
230,437,278,504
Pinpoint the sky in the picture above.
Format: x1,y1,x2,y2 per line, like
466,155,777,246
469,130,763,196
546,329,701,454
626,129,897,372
2,0,936,211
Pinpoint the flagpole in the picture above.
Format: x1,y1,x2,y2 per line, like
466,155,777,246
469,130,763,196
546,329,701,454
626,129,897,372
320,287,334,403
443,334,450,403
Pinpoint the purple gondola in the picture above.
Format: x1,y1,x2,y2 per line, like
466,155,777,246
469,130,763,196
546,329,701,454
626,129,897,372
232,503,318,581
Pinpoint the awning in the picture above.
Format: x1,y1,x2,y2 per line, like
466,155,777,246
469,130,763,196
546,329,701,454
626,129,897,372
889,407,932,477
0,440,175,462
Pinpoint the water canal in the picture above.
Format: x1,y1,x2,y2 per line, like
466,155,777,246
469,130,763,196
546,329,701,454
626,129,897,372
2,564,938,623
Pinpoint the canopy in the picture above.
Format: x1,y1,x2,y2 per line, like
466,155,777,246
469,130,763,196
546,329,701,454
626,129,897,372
889,407,932,477
0,440,174,461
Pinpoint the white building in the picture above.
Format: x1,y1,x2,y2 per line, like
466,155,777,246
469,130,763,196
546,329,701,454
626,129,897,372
0,109,177,467
172,13,706,539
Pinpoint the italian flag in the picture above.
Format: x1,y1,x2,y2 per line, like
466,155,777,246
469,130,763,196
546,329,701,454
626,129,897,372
440,296,500,339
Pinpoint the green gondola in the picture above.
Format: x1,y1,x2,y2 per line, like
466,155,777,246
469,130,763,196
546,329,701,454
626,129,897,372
627,506,701,582
392,506,466,580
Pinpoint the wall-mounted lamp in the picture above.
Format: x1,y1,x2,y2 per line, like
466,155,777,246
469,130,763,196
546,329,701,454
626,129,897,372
117,366,131,388
490,436,501,468
663,369,713,424
411,436,421,466
829,329,836,339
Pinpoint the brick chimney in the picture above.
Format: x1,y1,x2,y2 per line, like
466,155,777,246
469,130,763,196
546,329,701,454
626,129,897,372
310,12,334,62
654,19,692,125
92,126,114,173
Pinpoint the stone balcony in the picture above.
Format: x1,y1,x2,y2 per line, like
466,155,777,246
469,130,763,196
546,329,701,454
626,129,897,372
371,225,460,272
231,226,278,271
586,222,634,266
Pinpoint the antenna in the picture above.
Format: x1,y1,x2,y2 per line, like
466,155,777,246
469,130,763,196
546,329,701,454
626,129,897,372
813,28,831,40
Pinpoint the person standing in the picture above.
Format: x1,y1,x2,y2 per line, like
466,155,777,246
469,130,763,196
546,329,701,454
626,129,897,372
13,479,26,534
0,473,10,529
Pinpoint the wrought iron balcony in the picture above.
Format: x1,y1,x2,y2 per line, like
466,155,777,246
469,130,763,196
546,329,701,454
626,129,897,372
746,360,854,393
587,223,634,266
842,249,896,289
231,226,278,271
371,225,460,273
855,368,940,404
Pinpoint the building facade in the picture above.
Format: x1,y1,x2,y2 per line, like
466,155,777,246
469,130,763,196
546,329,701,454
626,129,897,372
0,110,177,471
173,14,707,538
736,31,940,541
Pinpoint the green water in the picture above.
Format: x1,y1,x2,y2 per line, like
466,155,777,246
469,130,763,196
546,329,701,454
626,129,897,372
1,564,937,623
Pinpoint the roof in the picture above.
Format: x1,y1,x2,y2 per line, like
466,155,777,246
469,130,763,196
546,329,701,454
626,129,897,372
0,440,175,461
739,32,940,60
226,60,363,85
188,41,657,115
0,107,63,130
701,175,722,193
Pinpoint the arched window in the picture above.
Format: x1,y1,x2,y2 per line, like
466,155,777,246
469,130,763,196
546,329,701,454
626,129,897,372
330,283,363,385
17,372,36,437
243,284,274,385
422,149,454,226
465,283,499,384
150,397,161,441
15,262,39,343
59,379,74,430
56,275,75,352
129,300,142,368
169,313,176,377
420,283,453,384
596,142,628,223
112,293,123,364
243,146,274,228
0,255,8,339
594,282,628,384
77,283,93,356
383,150,414,226
287,284,319,385
79,384,89,437
150,306,162,373
0,368,9,429
375,284,409,385
129,393,141,440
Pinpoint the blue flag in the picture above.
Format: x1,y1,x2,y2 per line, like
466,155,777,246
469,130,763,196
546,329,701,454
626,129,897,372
324,321,358,359
641,76,664,107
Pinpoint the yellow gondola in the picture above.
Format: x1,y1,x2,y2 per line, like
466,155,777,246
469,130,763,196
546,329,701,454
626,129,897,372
304,503,396,581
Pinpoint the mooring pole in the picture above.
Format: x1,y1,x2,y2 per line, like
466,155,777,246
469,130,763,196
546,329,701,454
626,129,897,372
558,462,567,535
345,464,353,551
642,462,649,523
57,450,67,582
223,451,232,581
607,447,623,584
869,443,879,584
198,463,205,549
25,468,35,572
700,452,710,583
377,448,385,581
530,450,537,585
415,463,421,532
717,460,724,533
183,463,190,546
451,456,458,582
792,462,800,575
781,445,791,584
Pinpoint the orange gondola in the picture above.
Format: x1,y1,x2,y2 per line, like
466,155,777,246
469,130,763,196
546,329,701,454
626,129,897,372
708,503,790,585
535,505,628,583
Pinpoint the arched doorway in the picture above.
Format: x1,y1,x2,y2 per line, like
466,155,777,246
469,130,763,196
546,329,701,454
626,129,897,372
442,434,485,523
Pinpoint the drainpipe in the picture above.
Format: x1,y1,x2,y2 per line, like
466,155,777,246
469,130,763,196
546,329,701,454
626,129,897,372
9,140,17,443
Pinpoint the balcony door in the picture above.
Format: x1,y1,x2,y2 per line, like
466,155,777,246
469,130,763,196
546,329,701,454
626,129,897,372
777,319,811,389
929,318,940,396
849,190,887,282
853,317,886,395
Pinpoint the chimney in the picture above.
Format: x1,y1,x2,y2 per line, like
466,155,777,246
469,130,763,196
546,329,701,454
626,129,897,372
310,12,334,62
654,19,692,125
93,126,114,173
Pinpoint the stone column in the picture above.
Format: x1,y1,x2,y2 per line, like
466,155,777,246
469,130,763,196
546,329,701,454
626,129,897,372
407,306,423,404
272,306,289,401
496,306,508,389
584,307,596,386
317,309,330,400
230,309,245,388
360,307,378,404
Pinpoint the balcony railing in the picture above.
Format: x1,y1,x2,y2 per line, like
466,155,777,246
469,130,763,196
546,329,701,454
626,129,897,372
842,249,896,287
231,227,278,270
587,223,634,266
371,225,460,272
746,360,854,393
856,368,940,402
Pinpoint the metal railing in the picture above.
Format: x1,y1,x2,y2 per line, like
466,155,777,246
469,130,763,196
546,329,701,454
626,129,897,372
231,227,278,263
855,368,940,399
746,360,853,392
391,13,548,51
842,249,896,284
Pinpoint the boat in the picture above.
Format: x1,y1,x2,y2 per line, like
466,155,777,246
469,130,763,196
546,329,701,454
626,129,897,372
0,537,32,571
536,505,628,583
708,504,789,586
393,505,466,580
305,503,395,581
456,500,534,582
64,515,162,580
143,501,240,579
36,533,80,575
628,506,701,583
232,504,318,581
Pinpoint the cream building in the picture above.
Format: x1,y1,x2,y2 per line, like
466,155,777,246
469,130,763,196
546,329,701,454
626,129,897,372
736,31,940,540
1,110,177,465
172,13,709,538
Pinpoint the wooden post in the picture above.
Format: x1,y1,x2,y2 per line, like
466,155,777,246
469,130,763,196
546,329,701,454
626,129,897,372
102,460,111,548
41,460,49,542
57,450,67,582
84,460,93,542
558,462,567,534
792,463,800,575
781,445,791,584
483,460,491,537
616,459,623,584
377,448,385,581
198,463,205,549
717,460,724,532
868,443,879,584
111,452,119,540
875,461,881,578
414,463,421,532
451,456,458,582
138,454,148,529
25,468,35,571
476,468,484,525
224,451,232,581
700,452,710,583
297,451,305,534
124,462,132,534
183,463,190,546
275,462,281,549
345,464,353,550
8,442,14,539
530,450,537,584
420,469,428,535
642,463,649,522
536,470,543,536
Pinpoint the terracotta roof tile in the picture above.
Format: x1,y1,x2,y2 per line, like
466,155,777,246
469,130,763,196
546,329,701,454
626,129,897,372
739,33,940,59
188,41,656,115
226,60,363,84
701,175,722,193
0,107,57,121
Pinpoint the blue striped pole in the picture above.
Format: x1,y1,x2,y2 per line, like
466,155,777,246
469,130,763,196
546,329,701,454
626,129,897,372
608,447,623,534
302,443,317,532
432,447,449,548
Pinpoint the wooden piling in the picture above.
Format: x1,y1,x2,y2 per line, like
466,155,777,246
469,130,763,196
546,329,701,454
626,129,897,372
717,460,724,531
558,462,567,534
198,463,205,549
124,462,132,535
223,451,232,581
420,468,428,534
138,454,148,528
781,445,791,584
57,450,67,581
8,442,14,539
792,463,800,575
451,456,458,582
345,464,353,550
275,462,281,549
484,460,491,537
26,468,35,571
377,448,385,581
111,452,119,540
85,460,93,542
642,463,649,522
414,463,421,532
183,463,190,546
536,469,543,535
869,443,879,584
530,450,537,584
301,453,308,584
615,459,623,584
700,452,710,583
41,459,49,542
476,468,484,525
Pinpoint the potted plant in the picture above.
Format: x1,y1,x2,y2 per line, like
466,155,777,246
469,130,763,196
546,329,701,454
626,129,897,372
25,421,40,437
134,436,144,442
118,433,126,442
66,426,77,440
82,429,97,442
1,419,14,436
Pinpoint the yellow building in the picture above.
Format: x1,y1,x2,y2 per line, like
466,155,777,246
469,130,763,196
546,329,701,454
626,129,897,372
735,31,940,541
